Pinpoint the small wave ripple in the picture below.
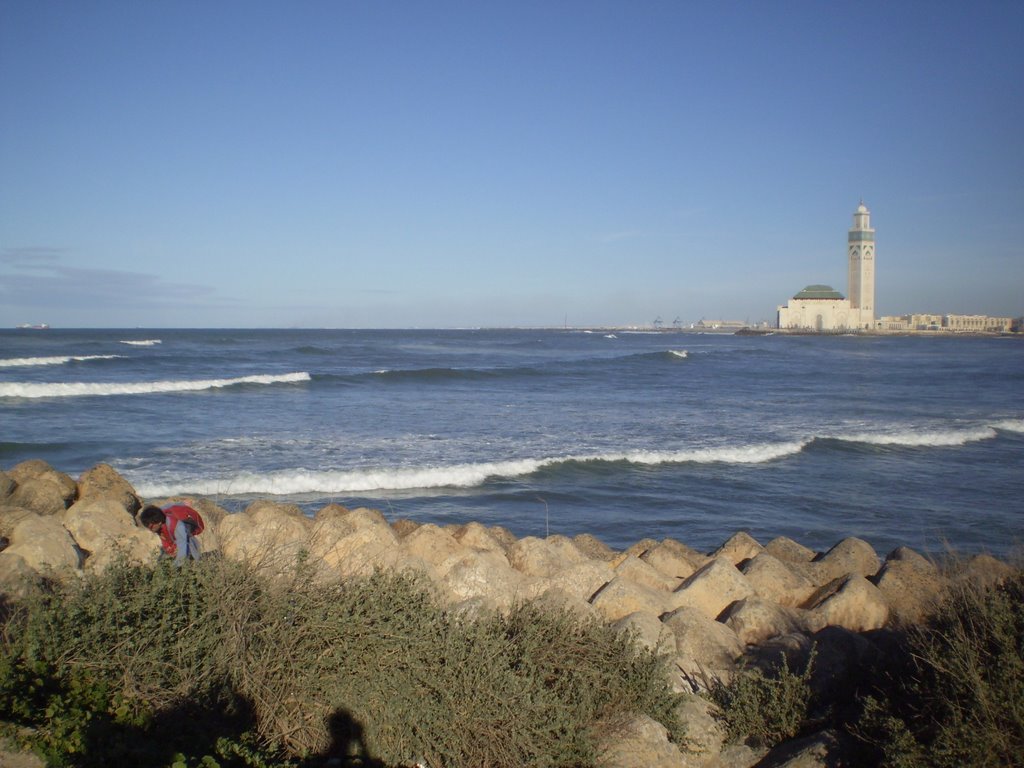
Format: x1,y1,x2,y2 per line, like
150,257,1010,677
0,354,123,368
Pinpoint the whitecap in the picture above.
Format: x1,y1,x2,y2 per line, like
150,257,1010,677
120,339,162,346
0,356,121,368
0,372,311,399
834,427,997,448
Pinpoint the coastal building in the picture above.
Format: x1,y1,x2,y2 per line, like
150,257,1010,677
777,202,876,331
876,314,1011,332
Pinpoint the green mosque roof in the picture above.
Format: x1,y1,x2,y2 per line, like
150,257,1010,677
793,285,846,300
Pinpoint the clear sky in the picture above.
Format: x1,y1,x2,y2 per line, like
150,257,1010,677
1,0,1022,328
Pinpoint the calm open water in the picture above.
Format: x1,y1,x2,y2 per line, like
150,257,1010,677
2,328,1022,557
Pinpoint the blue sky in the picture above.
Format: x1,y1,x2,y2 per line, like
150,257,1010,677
1,0,1021,328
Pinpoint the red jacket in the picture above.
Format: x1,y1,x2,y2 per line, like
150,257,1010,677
159,504,205,557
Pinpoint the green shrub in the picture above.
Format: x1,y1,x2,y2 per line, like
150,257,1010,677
706,650,815,749
0,557,683,767
855,569,1024,768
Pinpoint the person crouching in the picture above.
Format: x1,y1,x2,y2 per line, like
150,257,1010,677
139,503,204,565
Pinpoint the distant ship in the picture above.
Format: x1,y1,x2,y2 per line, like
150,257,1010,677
15,323,50,330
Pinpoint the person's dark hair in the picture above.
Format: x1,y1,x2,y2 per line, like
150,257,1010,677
139,505,164,527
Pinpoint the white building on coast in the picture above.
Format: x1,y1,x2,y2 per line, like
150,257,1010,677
777,202,876,332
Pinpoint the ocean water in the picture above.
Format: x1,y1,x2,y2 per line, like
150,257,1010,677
1,328,1022,558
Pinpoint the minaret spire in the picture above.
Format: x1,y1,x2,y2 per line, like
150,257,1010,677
848,201,876,328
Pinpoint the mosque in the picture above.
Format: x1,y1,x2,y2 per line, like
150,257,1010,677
776,202,876,331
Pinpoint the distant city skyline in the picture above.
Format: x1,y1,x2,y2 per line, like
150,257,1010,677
2,1,1022,328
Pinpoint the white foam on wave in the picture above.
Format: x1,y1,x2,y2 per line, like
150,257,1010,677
120,339,162,346
133,441,807,497
992,418,1024,434
669,349,688,359
835,426,997,448
0,372,311,399
0,354,122,368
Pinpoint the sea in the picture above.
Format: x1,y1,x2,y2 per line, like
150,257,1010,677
1,328,1022,559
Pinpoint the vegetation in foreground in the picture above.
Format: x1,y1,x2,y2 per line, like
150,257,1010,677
0,557,682,767
706,567,1024,767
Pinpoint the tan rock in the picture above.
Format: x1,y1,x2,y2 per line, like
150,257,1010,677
7,478,69,517
953,553,1015,592
440,548,524,610
541,559,614,602
389,517,421,539
400,523,464,570
756,729,846,768
804,574,889,632
612,611,678,654
873,559,947,625
615,553,681,592
658,538,710,570
0,552,41,599
0,471,16,499
309,515,400,578
668,557,756,620
711,531,764,566
674,695,726,762
220,507,312,572
77,463,141,515
452,521,507,554
509,536,578,577
313,503,351,523
590,575,673,622
62,497,160,572
5,513,80,574
813,537,881,581
720,597,810,646
8,460,76,506
573,532,617,561
741,552,816,608
598,713,687,768
764,536,816,563
622,537,660,560
0,505,36,539
663,606,744,684
642,542,699,582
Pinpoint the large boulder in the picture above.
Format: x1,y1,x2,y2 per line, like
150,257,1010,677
0,471,15,500
62,497,159,572
710,531,765,566
220,504,312,572
8,460,77,507
573,532,617,561
597,713,687,768
641,542,699,582
0,505,36,540
612,611,678,655
3,513,80,575
872,549,946,625
508,536,584,577
0,551,41,599
804,574,890,632
451,521,508,554
741,552,817,608
674,695,727,764
720,597,810,646
813,537,881,581
440,548,525,611
6,478,69,517
533,559,614,603
668,557,756,620
662,605,744,686
77,464,140,516
614,554,681,592
400,523,465,570
308,514,401,579
590,575,672,622
764,536,816,564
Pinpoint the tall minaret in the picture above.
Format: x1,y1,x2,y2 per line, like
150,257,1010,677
847,200,875,328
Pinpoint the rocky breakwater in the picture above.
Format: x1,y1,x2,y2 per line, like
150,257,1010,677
0,459,1016,768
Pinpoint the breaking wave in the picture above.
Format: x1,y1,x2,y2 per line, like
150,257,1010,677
0,372,311,399
132,440,808,497
829,426,998,448
0,354,122,368
120,339,162,346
